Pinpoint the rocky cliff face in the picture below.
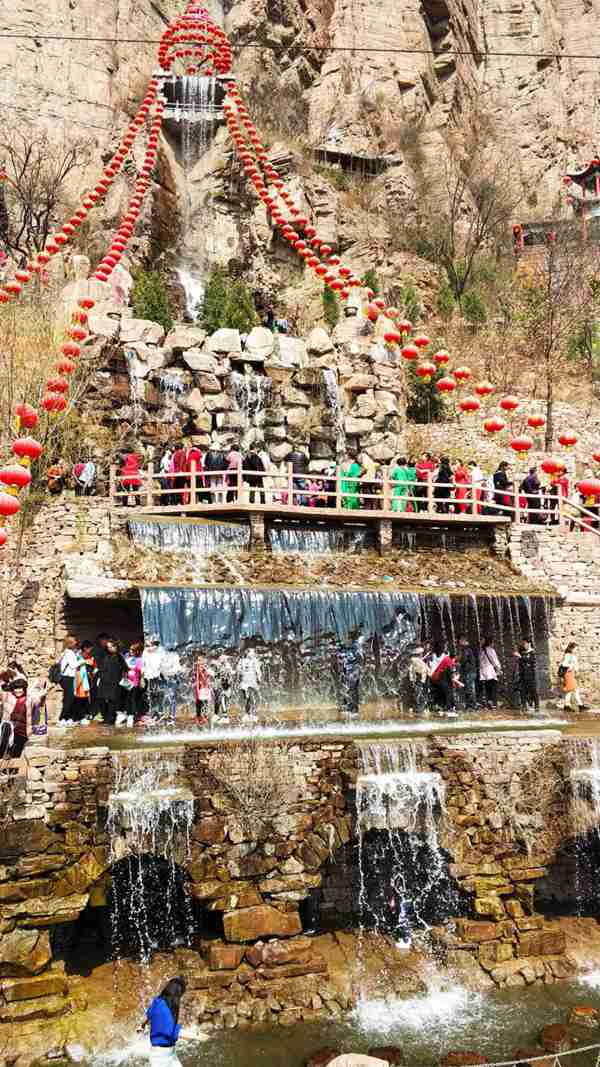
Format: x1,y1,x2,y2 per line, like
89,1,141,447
2,0,599,313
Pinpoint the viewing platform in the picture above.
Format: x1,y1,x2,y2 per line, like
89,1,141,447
109,463,513,552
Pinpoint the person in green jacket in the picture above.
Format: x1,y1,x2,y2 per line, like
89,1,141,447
390,457,416,513
341,456,362,510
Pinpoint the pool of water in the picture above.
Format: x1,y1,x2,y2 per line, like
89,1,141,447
96,979,600,1067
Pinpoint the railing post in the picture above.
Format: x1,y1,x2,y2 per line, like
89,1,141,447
287,463,294,507
514,487,520,524
471,478,478,515
146,462,154,508
190,460,197,507
383,470,390,513
427,472,434,515
109,464,117,507
336,464,342,511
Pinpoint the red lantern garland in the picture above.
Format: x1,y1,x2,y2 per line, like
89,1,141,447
436,376,457,394
484,417,506,435
558,430,577,449
459,396,481,414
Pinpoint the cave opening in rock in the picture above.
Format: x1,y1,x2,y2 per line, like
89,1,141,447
305,831,470,937
536,831,600,918
51,858,224,973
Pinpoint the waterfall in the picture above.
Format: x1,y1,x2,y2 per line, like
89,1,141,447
269,521,375,554
356,743,448,940
176,266,204,320
156,372,186,396
322,368,346,460
129,518,250,555
125,349,144,434
107,754,194,963
231,369,272,449
175,74,217,322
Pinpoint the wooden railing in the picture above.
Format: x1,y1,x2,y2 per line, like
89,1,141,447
108,463,600,534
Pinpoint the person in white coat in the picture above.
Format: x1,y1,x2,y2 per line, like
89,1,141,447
238,648,262,721
560,642,588,711
479,638,502,708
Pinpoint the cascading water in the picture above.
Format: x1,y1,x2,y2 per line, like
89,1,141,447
125,349,145,434
322,368,346,460
107,754,194,964
129,518,250,555
231,369,272,450
566,739,600,915
269,521,375,554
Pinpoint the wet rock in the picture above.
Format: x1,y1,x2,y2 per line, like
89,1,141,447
120,319,165,345
223,905,302,942
0,993,68,1022
87,311,120,340
540,1025,572,1052
193,817,227,844
206,943,245,971
329,1058,390,1067
183,351,219,373
65,1045,88,1064
261,938,314,967
1,975,67,1002
0,929,51,977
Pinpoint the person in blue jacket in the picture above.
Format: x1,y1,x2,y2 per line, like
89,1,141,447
139,977,187,1064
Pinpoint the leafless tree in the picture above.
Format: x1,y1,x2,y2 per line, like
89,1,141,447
206,739,302,841
0,130,91,259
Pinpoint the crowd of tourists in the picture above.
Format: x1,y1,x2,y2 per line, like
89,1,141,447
111,444,600,526
0,634,588,759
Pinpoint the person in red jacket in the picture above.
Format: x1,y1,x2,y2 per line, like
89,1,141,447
415,452,436,512
184,441,204,504
119,452,142,507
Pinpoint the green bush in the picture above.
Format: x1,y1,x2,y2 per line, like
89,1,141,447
398,280,421,326
437,280,455,321
406,362,446,424
323,285,340,329
199,264,258,333
462,289,488,327
362,268,379,296
131,270,173,334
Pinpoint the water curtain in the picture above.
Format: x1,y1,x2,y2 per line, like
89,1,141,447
107,753,194,962
129,518,250,555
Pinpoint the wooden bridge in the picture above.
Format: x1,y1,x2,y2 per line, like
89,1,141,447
111,462,577,553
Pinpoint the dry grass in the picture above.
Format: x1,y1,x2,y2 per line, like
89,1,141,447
205,739,303,841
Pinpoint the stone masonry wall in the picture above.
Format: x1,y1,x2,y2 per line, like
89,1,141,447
0,730,585,1055
509,525,600,696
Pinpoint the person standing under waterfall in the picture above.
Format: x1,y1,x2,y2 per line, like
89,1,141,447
336,631,365,718
139,976,189,1066
458,635,478,712
408,646,429,716
559,642,588,711
513,639,540,714
96,639,128,727
238,647,262,722
479,637,502,708
213,654,233,724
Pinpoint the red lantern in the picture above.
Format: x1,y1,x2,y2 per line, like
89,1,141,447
436,376,456,393
12,437,42,463
541,457,566,476
510,436,534,457
401,344,418,362
0,492,21,518
433,350,449,366
453,366,471,383
384,331,401,346
61,342,81,359
15,403,38,429
500,395,519,413
484,417,506,435
46,377,69,394
78,298,95,310
57,359,76,376
413,334,430,349
527,415,545,430
416,362,436,383
42,393,67,414
475,381,494,398
592,451,600,464
459,396,481,414
0,465,32,490
398,320,412,334
577,478,600,498
366,302,380,322
558,430,577,449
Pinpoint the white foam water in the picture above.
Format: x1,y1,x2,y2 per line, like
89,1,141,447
355,986,480,1037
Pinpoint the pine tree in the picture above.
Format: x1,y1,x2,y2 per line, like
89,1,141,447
361,267,379,296
199,264,229,332
131,270,173,334
406,361,446,424
322,285,340,329
223,279,259,332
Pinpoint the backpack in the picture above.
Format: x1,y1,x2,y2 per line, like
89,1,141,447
48,662,62,684
557,664,568,680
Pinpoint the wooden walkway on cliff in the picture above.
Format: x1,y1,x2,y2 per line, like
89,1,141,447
108,463,519,550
